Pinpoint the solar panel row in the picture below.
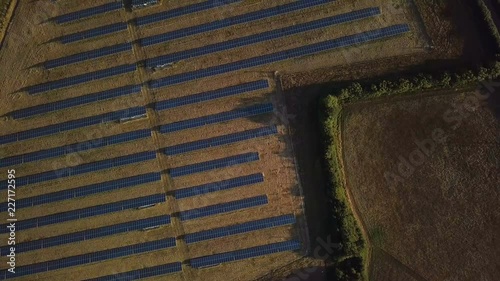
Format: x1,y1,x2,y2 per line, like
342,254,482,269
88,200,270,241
159,103,273,134
154,80,269,111
179,195,268,221
0,215,170,256
170,152,259,178
190,240,301,268
11,85,142,119
139,0,329,46
0,172,161,211
27,64,137,94
149,24,410,89
84,262,182,281
174,173,264,199
0,106,146,145
44,43,133,69
60,22,128,44
164,125,278,156
185,214,295,244
54,2,123,24
146,7,381,68
136,0,239,26
0,151,156,190
0,194,165,234
0,129,151,168
0,238,175,280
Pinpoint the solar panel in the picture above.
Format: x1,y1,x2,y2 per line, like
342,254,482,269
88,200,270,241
135,0,239,26
190,240,300,268
149,24,410,89
174,173,263,199
0,129,150,167
170,152,259,178
164,125,278,155
140,0,329,46
0,173,161,211
84,262,182,281
0,238,175,279
185,214,295,244
27,64,137,94
44,43,133,69
146,7,381,68
0,106,146,145
154,80,269,111
0,194,165,234
11,85,141,119
0,151,156,190
54,2,123,24
179,195,268,221
60,22,128,44
0,215,170,256
160,103,273,134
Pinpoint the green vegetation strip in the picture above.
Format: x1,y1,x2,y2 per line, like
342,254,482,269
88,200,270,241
320,63,500,280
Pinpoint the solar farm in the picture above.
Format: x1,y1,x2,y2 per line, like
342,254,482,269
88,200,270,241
0,0,426,280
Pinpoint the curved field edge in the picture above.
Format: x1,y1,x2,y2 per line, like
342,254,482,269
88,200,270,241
0,0,17,48
319,62,500,280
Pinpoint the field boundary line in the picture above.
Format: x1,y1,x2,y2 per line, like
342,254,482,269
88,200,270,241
0,0,18,49
338,106,373,279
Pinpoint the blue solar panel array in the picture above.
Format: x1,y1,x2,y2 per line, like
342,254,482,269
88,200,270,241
190,240,301,268
44,43,133,69
174,173,263,199
185,214,296,244
139,0,329,46
27,64,137,94
164,125,278,156
146,7,381,68
11,85,142,119
0,238,175,280
0,106,146,145
149,24,410,88
160,103,273,134
170,152,259,178
0,173,161,211
0,129,150,168
180,195,268,221
154,80,269,111
60,22,128,44
85,262,182,281
0,194,165,234
136,0,239,26
0,151,156,190
54,2,123,24
0,215,170,256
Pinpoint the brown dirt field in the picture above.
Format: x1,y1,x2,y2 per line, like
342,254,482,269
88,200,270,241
341,91,500,281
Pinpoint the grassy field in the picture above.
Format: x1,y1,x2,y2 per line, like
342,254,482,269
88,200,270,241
340,90,499,280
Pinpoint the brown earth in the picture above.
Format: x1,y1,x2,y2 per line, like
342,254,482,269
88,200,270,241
341,91,500,281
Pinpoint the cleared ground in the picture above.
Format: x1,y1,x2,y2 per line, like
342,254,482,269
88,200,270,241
0,0,444,280
341,91,500,281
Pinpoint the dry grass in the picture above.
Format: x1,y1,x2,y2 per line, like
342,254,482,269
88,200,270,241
341,91,500,281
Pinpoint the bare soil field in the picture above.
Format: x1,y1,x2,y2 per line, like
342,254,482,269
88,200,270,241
341,91,500,281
